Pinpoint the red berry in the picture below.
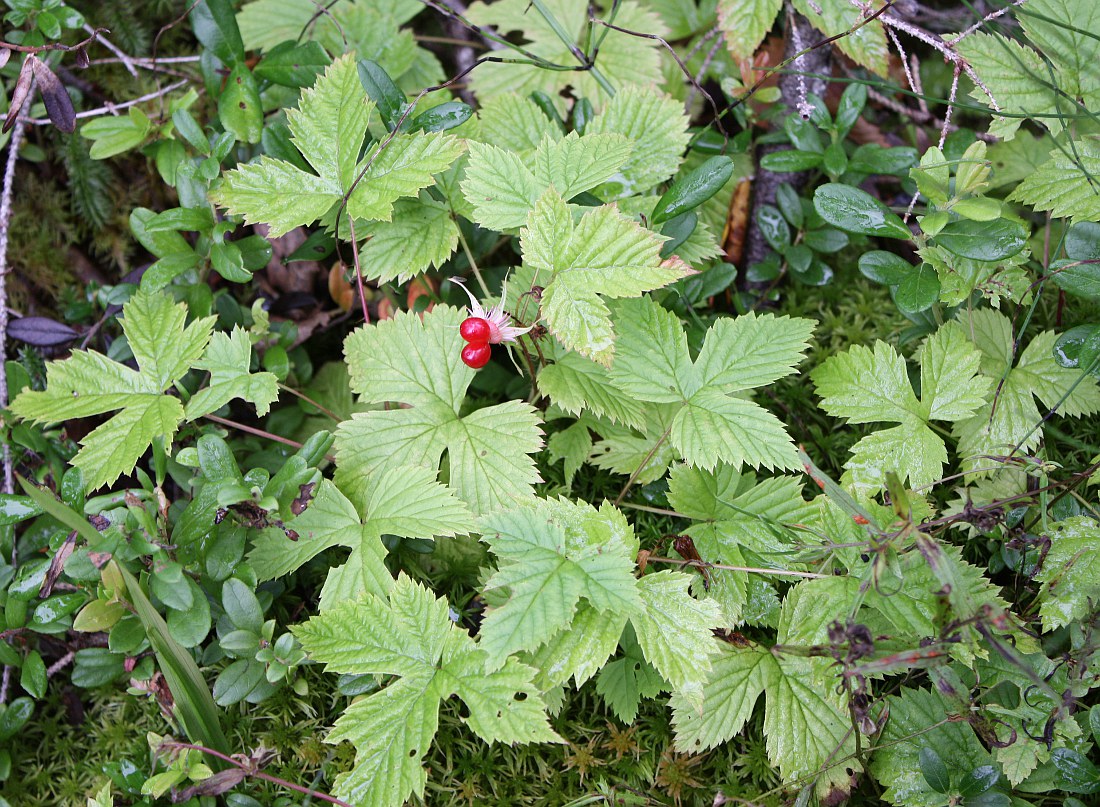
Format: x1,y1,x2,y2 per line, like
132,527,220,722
460,316,491,343
461,343,492,369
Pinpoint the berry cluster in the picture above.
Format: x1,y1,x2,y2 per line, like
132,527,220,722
460,316,492,369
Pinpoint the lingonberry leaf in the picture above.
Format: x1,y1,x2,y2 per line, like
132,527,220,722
812,322,992,495
249,472,474,609
212,55,463,236
953,309,1100,476
11,291,214,490
608,296,813,471
294,574,560,807
522,190,691,365
337,305,543,514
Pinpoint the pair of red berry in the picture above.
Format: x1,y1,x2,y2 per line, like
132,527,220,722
459,316,493,368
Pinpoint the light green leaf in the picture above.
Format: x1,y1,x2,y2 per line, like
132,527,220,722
522,191,688,364
466,0,665,109
476,93,562,156
695,312,815,393
1010,139,1100,223
213,55,462,237
185,328,279,420
717,0,781,62
813,326,990,494
605,295,694,403
1035,516,1100,630
478,499,642,669
1019,0,1100,107
586,84,691,197
295,574,560,807
357,197,459,284
337,306,543,513
537,351,648,429
957,31,1070,139
462,133,631,231
672,644,770,751
528,604,626,690
674,388,800,471
547,420,594,488
631,571,721,708
10,290,214,490
594,625,665,723
792,0,888,75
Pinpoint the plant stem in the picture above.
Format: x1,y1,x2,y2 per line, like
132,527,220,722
0,116,25,500
455,222,490,297
528,0,615,97
645,556,830,580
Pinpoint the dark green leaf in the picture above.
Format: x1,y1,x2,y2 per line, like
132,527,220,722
784,243,812,273
1052,259,1100,301
218,64,263,144
1066,221,1100,261
189,0,245,67
172,109,209,154
358,59,407,131
211,242,252,283
859,250,912,285
287,229,335,263
573,97,594,135
934,219,1027,262
1053,325,1100,377
254,41,329,88
813,184,912,239
784,115,822,153
756,204,790,251
222,578,264,633
958,765,998,797
528,91,564,130
262,121,309,171
19,650,45,699
802,227,848,253
918,746,951,794
848,144,918,176
775,183,803,229
651,156,734,225
411,101,474,133
677,262,738,304
790,258,833,286
213,659,265,706
36,10,60,39
659,212,697,258
760,150,822,173
0,494,41,526
1051,748,1100,794
0,698,33,742
823,142,848,177
71,647,126,688
1091,704,1100,746
835,82,867,135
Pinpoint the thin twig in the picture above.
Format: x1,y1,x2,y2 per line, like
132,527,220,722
83,24,137,77
22,78,190,125
203,414,305,450
0,116,25,499
645,555,831,580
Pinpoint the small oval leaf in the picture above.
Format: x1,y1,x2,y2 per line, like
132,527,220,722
933,218,1027,262
652,156,735,225
813,183,912,239
8,316,79,346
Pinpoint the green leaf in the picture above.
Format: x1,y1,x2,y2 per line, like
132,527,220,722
218,65,263,144
294,574,559,807
593,626,665,723
478,499,641,669
184,327,279,420
933,219,1027,262
523,191,689,364
357,59,408,131
1034,516,1100,630
859,251,912,285
1019,0,1100,109
918,747,952,794
10,290,215,490
792,0,888,75
651,157,735,225
609,297,812,471
813,183,912,239
357,197,458,284
672,644,770,752
1010,139,1100,223
190,0,246,67
717,0,782,62
466,0,665,108
252,472,473,609
895,263,941,315
213,55,462,236
253,41,330,88
462,132,632,230
81,108,152,159
813,324,990,494
586,84,691,197
957,31,1069,138
19,650,46,699
537,351,647,430
115,563,230,764
337,306,543,513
